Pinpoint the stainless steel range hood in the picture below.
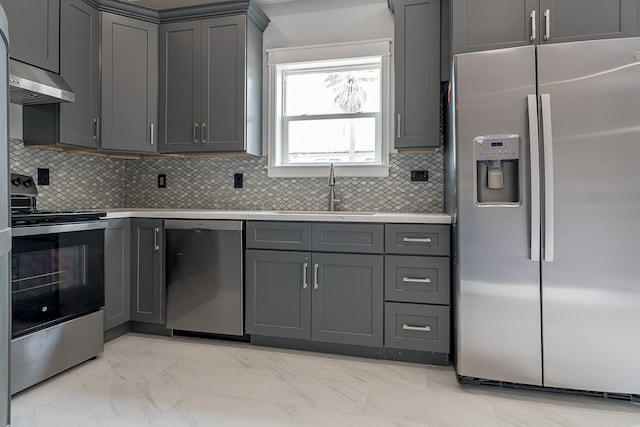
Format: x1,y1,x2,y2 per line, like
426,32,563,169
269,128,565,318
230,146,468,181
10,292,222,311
9,59,75,105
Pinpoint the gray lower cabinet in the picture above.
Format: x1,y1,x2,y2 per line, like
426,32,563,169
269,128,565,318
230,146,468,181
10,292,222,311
130,218,165,324
104,219,131,331
159,14,262,154
451,0,638,55
245,250,311,340
0,0,60,72
393,0,441,150
101,12,158,153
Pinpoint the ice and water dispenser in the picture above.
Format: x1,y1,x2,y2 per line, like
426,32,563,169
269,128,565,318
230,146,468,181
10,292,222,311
474,134,520,204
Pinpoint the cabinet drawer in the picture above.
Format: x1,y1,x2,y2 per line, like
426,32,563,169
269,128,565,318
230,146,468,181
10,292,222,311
385,224,449,256
312,223,384,254
385,255,450,304
246,221,312,250
385,302,449,353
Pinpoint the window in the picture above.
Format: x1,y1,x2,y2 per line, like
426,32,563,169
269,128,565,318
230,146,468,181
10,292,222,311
267,40,391,178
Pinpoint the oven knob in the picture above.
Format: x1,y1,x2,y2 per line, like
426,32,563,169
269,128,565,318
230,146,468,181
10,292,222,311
41,306,48,312
11,177,21,186
23,179,34,188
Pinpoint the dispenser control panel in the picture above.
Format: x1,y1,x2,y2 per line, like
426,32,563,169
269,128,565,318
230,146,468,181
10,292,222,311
474,135,520,161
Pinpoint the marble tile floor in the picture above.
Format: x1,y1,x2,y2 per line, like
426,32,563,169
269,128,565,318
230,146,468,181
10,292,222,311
10,333,640,427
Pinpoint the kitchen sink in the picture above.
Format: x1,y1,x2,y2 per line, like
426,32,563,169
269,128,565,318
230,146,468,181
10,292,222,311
276,211,376,215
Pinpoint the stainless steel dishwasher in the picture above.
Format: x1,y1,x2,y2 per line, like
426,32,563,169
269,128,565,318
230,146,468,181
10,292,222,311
165,220,244,336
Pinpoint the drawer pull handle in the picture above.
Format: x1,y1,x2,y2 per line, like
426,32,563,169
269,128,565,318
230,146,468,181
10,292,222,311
402,276,431,284
313,263,319,290
402,237,432,243
302,263,308,289
403,324,431,332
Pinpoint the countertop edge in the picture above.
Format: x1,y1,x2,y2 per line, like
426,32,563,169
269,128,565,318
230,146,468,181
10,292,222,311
102,210,452,224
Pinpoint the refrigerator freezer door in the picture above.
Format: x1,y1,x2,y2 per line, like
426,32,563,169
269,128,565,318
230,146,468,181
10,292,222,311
538,37,640,394
454,46,542,385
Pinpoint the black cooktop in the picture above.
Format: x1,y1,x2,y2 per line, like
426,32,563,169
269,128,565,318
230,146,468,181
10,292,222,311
11,210,106,227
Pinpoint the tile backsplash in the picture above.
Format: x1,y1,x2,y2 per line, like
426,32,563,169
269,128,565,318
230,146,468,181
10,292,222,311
10,139,444,213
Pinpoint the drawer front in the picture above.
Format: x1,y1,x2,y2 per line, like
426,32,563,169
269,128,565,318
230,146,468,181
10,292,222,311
385,255,450,304
312,223,384,254
385,224,450,256
384,302,450,353
246,221,312,250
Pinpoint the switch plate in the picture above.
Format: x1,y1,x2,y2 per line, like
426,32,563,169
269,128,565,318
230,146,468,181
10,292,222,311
158,174,167,188
411,170,428,181
234,173,243,188
37,168,50,185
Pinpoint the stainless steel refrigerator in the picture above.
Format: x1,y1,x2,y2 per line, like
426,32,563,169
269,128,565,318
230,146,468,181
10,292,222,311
0,4,10,424
451,37,640,395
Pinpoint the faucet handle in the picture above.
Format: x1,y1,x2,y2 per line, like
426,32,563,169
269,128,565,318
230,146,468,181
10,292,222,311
329,162,336,186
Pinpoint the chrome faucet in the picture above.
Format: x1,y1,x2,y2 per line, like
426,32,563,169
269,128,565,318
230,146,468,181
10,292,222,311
328,162,341,211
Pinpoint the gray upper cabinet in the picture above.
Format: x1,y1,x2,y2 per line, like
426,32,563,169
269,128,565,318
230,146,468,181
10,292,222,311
393,0,441,150
130,218,165,324
101,12,159,153
451,0,638,55
59,0,100,149
104,219,131,331
0,0,60,72
159,14,263,154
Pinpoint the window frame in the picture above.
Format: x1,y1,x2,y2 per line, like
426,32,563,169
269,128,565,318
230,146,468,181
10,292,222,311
266,40,392,178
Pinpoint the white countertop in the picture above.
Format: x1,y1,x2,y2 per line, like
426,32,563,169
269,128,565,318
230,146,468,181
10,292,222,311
102,209,452,224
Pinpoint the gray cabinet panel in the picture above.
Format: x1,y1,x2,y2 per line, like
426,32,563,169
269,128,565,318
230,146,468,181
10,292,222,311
101,13,158,153
1,0,60,72
246,221,312,251
539,0,637,43
385,255,450,305
311,253,384,347
394,0,440,150
311,223,384,254
104,219,131,330
130,218,164,324
385,224,450,256
384,302,450,352
201,15,245,152
245,250,311,339
59,0,100,149
159,21,201,153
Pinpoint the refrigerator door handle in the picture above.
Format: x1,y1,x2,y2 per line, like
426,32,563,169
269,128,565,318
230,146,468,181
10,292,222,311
541,93,555,262
527,95,541,262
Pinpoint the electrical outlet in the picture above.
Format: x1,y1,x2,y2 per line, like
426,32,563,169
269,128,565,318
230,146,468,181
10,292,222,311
411,170,428,182
37,168,50,185
158,174,167,188
234,173,243,188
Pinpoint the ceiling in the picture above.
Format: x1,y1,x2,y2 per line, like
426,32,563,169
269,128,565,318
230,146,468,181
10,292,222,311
118,0,296,10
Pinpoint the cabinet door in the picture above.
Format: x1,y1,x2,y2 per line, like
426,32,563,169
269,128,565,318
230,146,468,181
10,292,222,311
200,15,246,152
0,0,60,72
394,0,441,150
245,250,311,339
311,253,383,347
159,20,202,153
451,0,538,54
540,0,637,43
101,13,158,153
59,0,100,149
130,219,164,324
104,219,131,330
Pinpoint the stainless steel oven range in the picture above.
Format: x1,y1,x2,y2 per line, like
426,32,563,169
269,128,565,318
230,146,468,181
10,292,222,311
10,173,106,394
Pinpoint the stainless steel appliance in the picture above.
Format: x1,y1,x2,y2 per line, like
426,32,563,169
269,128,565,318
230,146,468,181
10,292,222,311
165,220,244,336
10,175,106,394
451,37,640,396
0,5,10,423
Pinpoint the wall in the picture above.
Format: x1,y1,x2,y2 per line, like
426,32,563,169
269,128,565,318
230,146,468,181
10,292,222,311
8,0,445,213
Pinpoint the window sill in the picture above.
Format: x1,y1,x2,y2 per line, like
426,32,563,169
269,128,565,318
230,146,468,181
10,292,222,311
267,164,389,178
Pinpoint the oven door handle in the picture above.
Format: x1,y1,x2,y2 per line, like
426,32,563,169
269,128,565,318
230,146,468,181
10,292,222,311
12,221,107,237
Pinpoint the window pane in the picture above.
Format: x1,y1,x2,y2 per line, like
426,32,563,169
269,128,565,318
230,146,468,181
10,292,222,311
285,67,380,116
287,117,376,164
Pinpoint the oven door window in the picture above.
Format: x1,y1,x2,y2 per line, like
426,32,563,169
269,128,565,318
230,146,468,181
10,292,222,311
11,229,104,337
